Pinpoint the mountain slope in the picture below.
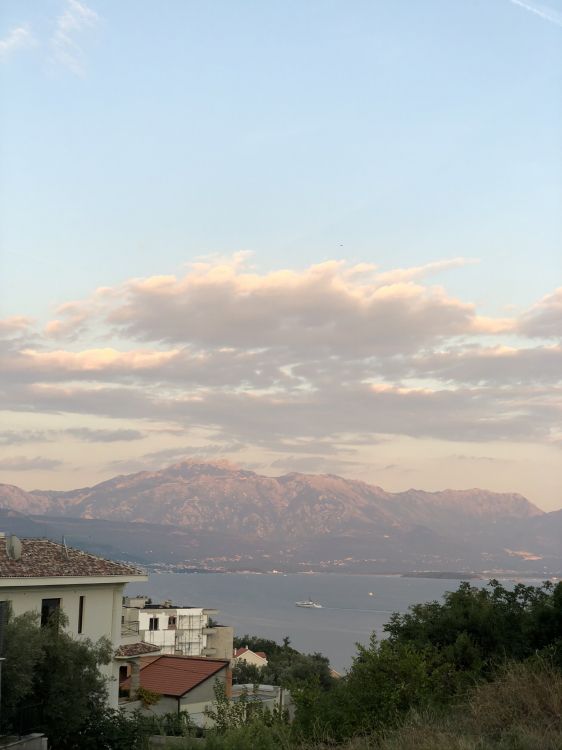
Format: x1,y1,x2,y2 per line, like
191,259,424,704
0,460,543,541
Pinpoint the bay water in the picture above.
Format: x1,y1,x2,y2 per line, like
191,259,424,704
126,572,521,674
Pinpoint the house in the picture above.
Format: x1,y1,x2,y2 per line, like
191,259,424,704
121,654,231,726
233,646,268,668
0,534,148,708
122,597,234,659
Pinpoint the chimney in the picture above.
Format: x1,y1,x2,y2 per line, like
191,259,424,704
6,535,22,560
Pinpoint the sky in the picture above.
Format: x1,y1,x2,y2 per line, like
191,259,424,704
0,0,561,510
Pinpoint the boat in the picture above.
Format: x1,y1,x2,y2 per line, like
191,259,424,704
295,598,322,609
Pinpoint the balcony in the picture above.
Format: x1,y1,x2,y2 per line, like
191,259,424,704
202,627,217,635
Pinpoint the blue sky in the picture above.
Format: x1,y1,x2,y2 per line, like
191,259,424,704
0,0,561,508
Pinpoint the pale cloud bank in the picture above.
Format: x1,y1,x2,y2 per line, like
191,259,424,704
509,0,562,27
0,26,35,60
1,256,561,501
51,0,98,75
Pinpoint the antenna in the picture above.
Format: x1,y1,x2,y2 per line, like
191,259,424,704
62,535,70,559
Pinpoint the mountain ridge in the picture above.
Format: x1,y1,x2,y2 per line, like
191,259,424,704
0,460,543,541
0,461,559,574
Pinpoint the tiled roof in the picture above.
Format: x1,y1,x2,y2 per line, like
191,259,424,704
123,655,229,697
234,647,267,660
0,538,146,579
115,642,161,658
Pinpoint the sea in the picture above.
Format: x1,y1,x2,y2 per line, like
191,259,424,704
125,572,537,674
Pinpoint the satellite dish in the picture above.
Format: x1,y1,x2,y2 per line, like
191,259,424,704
6,535,22,561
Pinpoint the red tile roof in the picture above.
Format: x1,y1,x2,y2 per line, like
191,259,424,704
234,647,267,659
124,655,229,697
0,538,146,579
115,642,161,658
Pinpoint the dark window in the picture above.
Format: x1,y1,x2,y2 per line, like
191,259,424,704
148,617,159,631
41,598,61,627
119,665,128,682
78,595,85,634
168,616,176,627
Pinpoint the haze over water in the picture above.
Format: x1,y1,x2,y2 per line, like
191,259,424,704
125,572,538,674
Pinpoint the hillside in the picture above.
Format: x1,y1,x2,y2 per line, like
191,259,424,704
0,461,557,574
0,461,542,539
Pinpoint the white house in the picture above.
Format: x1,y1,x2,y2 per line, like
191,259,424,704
233,646,268,668
0,534,149,708
123,598,233,659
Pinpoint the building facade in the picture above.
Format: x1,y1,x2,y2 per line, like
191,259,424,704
0,535,148,708
123,597,233,659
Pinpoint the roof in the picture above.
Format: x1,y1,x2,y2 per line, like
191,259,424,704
0,537,146,579
115,642,161,658
123,655,229,697
234,647,267,660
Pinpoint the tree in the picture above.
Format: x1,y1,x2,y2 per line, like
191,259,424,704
0,607,137,749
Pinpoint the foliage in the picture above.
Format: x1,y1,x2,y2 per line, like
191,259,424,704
205,680,252,732
136,685,161,708
376,659,562,750
233,634,334,690
174,660,562,749
205,679,289,731
232,659,264,685
0,607,114,746
291,579,562,742
384,579,562,669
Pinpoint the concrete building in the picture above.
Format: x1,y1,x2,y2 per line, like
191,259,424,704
122,597,233,659
0,535,148,708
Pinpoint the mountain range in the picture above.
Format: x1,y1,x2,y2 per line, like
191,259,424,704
0,461,560,575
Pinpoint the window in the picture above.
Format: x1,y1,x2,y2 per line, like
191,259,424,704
148,616,159,631
41,598,61,627
78,595,85,634
168,616,176,628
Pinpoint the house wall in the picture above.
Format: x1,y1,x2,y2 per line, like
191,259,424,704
141,667,228,727
0,581,125,708
205,626,233,660
234,650,267,668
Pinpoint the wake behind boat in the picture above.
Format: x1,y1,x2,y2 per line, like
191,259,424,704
295,598,322,609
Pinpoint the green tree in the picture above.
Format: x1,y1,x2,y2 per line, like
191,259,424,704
0,607,145,749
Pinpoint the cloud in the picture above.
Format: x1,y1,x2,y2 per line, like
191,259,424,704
65,427,145,442
51,0,98,75
519,288,562,338
0,456,62,471
269,455,362,475
0,26,35,60
0,430,52,446
0,316,34,335
373,258,479,285
107,442,245,473
2,257,561,468
99,258,498,355
508,0,562,27
385,344,562,385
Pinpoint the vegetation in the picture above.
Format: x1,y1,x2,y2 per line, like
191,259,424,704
232,635,334,690
3,580,561,748
193,580,562,748
0,607,194,748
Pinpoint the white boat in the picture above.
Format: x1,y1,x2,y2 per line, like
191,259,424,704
295,598,322,609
